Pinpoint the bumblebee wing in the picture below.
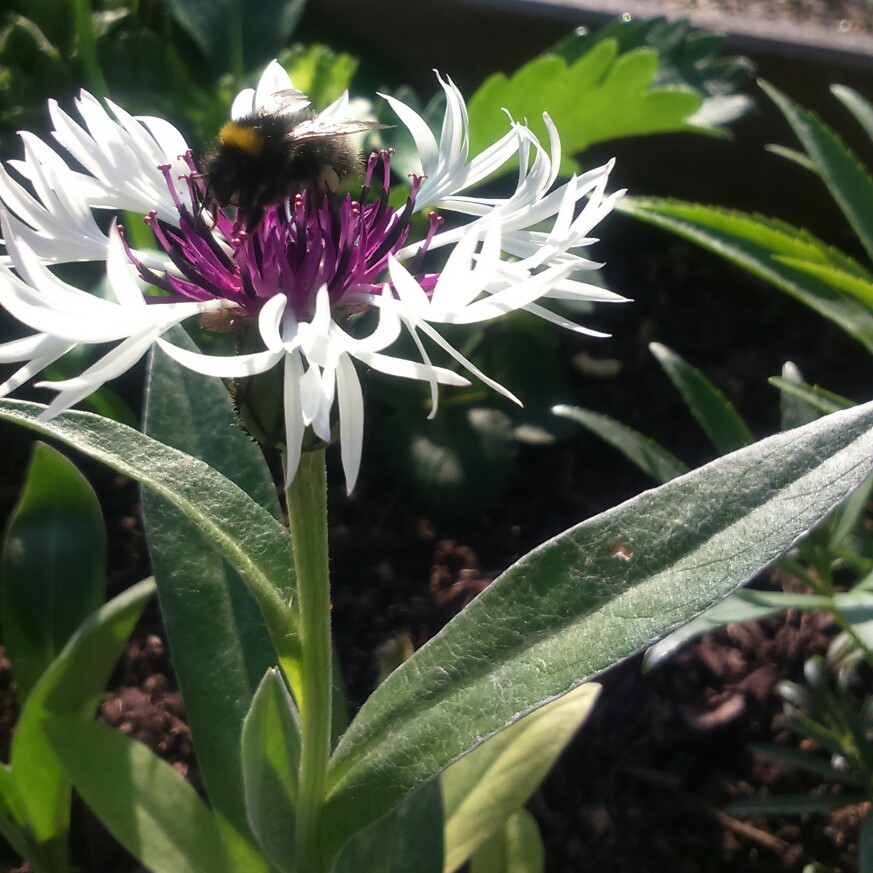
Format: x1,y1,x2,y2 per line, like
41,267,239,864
287,118,392,142
267,89,312,115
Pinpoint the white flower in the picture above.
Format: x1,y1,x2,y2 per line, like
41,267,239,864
0,61,626,491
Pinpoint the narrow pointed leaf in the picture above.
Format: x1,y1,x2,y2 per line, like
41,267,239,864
860,812,873,873
469,809,544,873
618,198,873,354
0,399,302,702
323,401,873,858
649,343,754,454
728,793,864,815
1,443,106,702
442,683,599,873
831,85,873,143
552,405,688,483
45,717,235,873
768,378,854,415
10,579,154,871
762,80,873,263
775,257,873,309
747,743,865,786
242,669,301,872
777,362,819,431
644,589,832,670
143,337,281,871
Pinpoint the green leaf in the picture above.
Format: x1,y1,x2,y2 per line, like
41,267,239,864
10,579,154,873
618,197,873,355
649,343,754,454
644,589,832,670
381,402,518,518
45,718,235,873
282,44,358,107
160,0,305,77
551,15,754,128
777,362,820,431
441,683,599,873
0,765,40,866
859,812,873,873
331,780,444,873
775,257,873,309
727,792,865,816
467,45,702,176
0,398,302,703
828,474,873,550
469,809,544,873
747,743,865,786
762,80,873,264
831,85,873,143
768,377,854,416
552,405,688,484
1,443,106,702
241,669,301,872
322,401,873,859
143,336,282,870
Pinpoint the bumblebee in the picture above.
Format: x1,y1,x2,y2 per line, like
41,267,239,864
201,95,387,230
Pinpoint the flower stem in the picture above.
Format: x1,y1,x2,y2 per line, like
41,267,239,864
71,0,108,98
286,448,332,873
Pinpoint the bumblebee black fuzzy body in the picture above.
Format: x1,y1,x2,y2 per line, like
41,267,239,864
202,108,382,230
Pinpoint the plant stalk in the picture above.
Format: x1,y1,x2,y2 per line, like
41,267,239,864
286,449,332,873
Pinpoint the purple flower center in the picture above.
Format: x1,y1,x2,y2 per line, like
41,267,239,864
124,149,442,321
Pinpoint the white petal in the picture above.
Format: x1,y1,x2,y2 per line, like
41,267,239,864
155,337,283,377
283,350,306,486
416,321,521,406
335,354,364,492
231,88,257,120
36,328,160,417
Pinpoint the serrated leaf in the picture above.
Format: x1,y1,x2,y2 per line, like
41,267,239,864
467,45,702,176
241,669,301,872
763,80,873,263
649,343,754,454
776,257,873,309
552,405,688,483
442,683,599,873
551,16,754,126
143,335,281,871
768,378,854,415
0,399,302,702
321,401,873,861
45,717,235,873
10,579,154,873
469,809,545,873
1,443,106,702
618,197,873,354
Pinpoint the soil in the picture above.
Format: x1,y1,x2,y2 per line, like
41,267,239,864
1,46,873,873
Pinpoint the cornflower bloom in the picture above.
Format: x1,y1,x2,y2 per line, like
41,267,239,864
0,61,626,489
